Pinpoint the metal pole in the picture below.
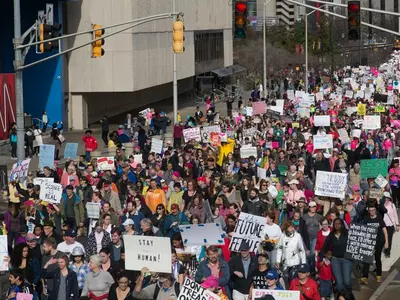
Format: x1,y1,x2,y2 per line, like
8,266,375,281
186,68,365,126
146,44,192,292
13,0,25,162
305,15,308,91
263,1,267,98
173,0,178,124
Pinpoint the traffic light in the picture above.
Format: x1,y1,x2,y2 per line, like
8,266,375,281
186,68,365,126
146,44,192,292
235,1,247,39
394,40,400,50
39,23,62,53
173,18,185,54
92,24,105,58
347,1,361,40
372,43,377,51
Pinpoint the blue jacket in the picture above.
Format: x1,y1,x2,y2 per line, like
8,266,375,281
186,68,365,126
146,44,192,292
120,211,144,234
195,257,230,296
164,213,189,238
116,167,137,184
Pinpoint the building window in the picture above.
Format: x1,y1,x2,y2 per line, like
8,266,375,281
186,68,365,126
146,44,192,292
194,31,224,63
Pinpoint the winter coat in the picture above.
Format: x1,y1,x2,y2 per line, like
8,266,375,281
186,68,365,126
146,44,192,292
82,135,98,152
276,231,307,268
86,229,112,256
42,268,79,300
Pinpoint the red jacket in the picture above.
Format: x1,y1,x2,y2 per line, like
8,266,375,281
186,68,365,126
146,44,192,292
82,135,98,152
317,258,335,281
315,229,332,252
289,277,321,300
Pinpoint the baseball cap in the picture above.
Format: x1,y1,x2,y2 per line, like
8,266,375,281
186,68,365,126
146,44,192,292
265,270,279,280
298,263,310,273
288,179,299,185
308,201,317,208
383,192,392,199
239,241,250,252
171,203,179,211
173,171,180,178
64,229,77,237
122,219,134,226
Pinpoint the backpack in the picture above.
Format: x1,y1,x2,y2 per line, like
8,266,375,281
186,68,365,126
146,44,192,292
153,281,180,300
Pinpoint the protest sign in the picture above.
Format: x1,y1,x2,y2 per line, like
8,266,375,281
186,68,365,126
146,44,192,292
179,223,225,247
357,103,366,115
209,132,222,146
86,202,101,219
313,134,333,149
64,143,79,159
287,90,294,100
375,174,388,188
345,90,353,98
97,157,115,171
33,177,54,186
246,107,253,116
0,165,7,189
151,138,163,154
369,188,383,200
314,115,330,127
257,167,267,179
240,146,257,158
0,235,8,271
39,182,62,204
360,159,388,179
265,109,281,120
315,171,347,198
375,105,386,113
321,101,328,111
9,159,31,181
179,278,221,300
229,212,266,252
252,290,300,300
363,115,381,130
39,144,55,169
270,100,284,115
252,101,267,115
124,235,171,273
338,128,351,143
345,223,378,264
183,127,201,142
299,94,314,107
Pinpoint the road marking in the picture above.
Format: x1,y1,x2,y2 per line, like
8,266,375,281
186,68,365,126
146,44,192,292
369,269,398,300
382,231,400,272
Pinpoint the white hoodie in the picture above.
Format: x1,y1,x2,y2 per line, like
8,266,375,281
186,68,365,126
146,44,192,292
276,231,306,268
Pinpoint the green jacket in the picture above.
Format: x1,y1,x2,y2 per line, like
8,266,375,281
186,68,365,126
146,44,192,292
60,192,85,225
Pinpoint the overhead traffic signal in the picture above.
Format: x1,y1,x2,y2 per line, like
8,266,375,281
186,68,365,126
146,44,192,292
92,24,105,58
38,24,62,53
394,40,400,50
347,1,361,40
173,18,185,54
235,1,248,39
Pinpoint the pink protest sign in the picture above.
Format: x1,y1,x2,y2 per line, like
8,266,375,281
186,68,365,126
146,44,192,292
252,102,266,115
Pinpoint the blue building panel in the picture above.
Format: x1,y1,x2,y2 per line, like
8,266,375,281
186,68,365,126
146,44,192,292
0,0,64,126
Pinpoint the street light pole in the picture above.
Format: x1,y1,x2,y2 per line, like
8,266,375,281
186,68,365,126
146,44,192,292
263,0,272,98
172,0,178,124
13,0,25,162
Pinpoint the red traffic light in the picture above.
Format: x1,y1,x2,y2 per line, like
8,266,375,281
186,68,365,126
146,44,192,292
348,3,360,13
235,2,247,13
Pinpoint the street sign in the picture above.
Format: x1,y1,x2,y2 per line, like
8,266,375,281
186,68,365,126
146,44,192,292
46,4,54,25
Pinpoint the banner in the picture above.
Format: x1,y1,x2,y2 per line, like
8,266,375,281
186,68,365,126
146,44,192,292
124,235,171,273
39,144,55,169
179,278,221,300
97,157,115,171
183,127,201,142
64,143,79,158
360,159,388,179
39,182,63,204
178,223,225,247
0,74,16,140
252,290,300,300
315,171,347,198
314,115,330,127
9,158,31,181
363,115,381,130
313,134,333,149
150,138,163,154
345,223,378,264
229,212,266,252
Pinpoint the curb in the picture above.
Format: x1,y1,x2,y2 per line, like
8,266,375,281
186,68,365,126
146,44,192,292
369,269,399,300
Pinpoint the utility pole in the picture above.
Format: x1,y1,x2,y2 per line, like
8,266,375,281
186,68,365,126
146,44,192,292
13,0,25,162
172,0,178,124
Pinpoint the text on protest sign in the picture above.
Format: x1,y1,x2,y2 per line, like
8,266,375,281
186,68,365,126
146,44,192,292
39,182,62,204
345,223,378,264
33,177,54,186
313,134,333,149
124,235,171,273
315,171,347,199
179,223,225,247
183,127,201,142
337,128,351,144
375,174,388,188
179,277,221,300
240,146,257,158
229,212,266,252
252,290,300,300
150,138,164,154
314,115,330,127
39,144,55,169
97,157,115,171
360,159,388,179
9,159,31,181
86,202,101,219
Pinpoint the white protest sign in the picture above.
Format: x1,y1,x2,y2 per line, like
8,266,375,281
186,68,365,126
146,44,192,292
39,182,63,204
363,115,381,130
346,107,358,116
97,157,115,171
315,92,323,101
287,90,295,101
257,167,267,179
86,202,101,219
179,278,221,300
313,134,333,149
314,115,330,127
183,127,201,142
299,94,315,107
201,125,221,143
315,171,347,198
0,236,8,271
246,106,253,116
351,129,361,138
240,146,257,158
229,212,266,252
151,138,163,154
345,90,354,98
375,174,388,188
133,154,142,163
270,100,284,115
338,128,351,143
124,235,171,273
179,223,225,247
33,177,54,185
252,290,300,300
9,159,31,181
